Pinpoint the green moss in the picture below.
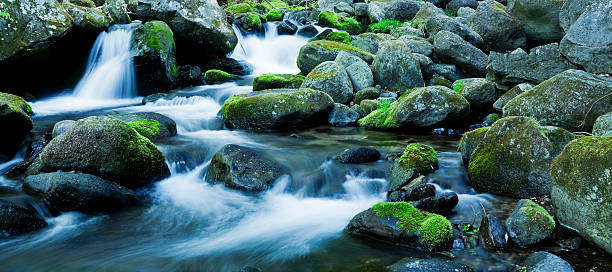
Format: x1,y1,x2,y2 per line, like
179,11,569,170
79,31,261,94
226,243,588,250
445,12,456,17
262,0,288,10
431,77,452,88
369,20,403,34
243,13,263,28
264,9,283,21
397,143,438,171
143,21,175,51
325,31,352,45
253,73,305,91
318,11,363,34
127,119,162,139
0,92,32,115
491,1,507,12
358,100,399,129
520,199,556,231
225,3,254,14
468,148,496,178
205,69,232,84
308,40,375,59
418,215,453,248
451,80,465,93
411,18,427,29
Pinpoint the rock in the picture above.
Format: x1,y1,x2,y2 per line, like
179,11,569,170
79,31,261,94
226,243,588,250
236,13,265,36
386,0,424,21
413,191,458,215
328,103,360,126
492,83,533,112
224,3,253,14
0,93,34,160
457,127,489,163
388,144,438,192
373,40,425,92
334,2,354,16
137,0,237,57
398,36,433,57
551,136,612,254
524,252,575,272
346,61,374,92
433,31,488,77
221,88,334,130
395,86,470,128
411,2,445,26
297,24,319,38
465,0,527,52
52,120,76,138
176,65,203,87
354,87,380,104
480,214,508,249
468,116,577,198
352,32,393,54
35,116,170,189
103,0,130,24
502,70,612,132
131,20,178,96
592,112,612,136
205,144,288,192
425,14,483,48
107,112,177,139
454,78,499,110
559,3,612,74
277,20,298,35
457,7,476,18
312,0,353,20
486,43,578,86
301,61,354,104
505,199,555,247
387,257,474,272
506,0,564,43
482,113,501,126
63,2,109,31
431,64,465,82
346,202,453,251
393,26,425,39
558,0,605,32
297,40,375,75
0,200,47,236
253,74,305,92
317,11,363,34
23,172,138,213
360,99,381,115
336,147,381,164
410,53,434,79
388,176,429,202
446,0,479,15
367,1,390,23
326,31,352,45
204,69,232,84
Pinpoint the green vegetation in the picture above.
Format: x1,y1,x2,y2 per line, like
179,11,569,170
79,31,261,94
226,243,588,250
143,21,175,51
318,11,363,34
397,143,438,170
325,31,351,45
369,20,403,34
127,119,162,139
451,80,465,93
205,69,232,84
446,12,456,17
0,10,13,22
253,73,305,91
224,3,253,14
0,92,33,114
520,200,556,230
358,100,399,129
264,9,283,21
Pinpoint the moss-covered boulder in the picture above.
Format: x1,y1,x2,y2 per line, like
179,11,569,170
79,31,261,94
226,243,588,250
467,116,577,198
0,0,73,61
221,88,334,130
326,31,351,45
551,136,612,254
253,74,305,92
465,0,527,52
457,127,489,163
236,12,264,35
505,199,556,247
318,11,363,34
34,116,170,189
131,21,178,96
354,87,380,105
297,40,375,75
0,200,47,236
373,40,425,93
0,93,33,160
108,112,177,140
224,3,253,14
103,0,130,24
507,0,565,43
63,2,109,31
204,69,232,84
388,143,439,192
492,83,533,112
454,78,499,111
503,69,612,132
433,30,488,77
592,112,612,136
300,61,354,104
264,9,283,21
347,202,453,252
205,144,289,192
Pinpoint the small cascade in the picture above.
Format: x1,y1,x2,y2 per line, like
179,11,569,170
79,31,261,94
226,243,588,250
72,24,139,99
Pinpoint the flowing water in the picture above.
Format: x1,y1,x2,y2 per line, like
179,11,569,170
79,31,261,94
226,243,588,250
2,19,598,271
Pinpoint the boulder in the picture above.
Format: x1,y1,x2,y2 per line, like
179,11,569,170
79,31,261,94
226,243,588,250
467,116,577,198
425,14,483,48
503,70,612,132
486,43,578,86
205,144,288,192
221,88,334,130
108,112,177,139
328,103,360,126
336,147,381,164
204,69,231,84
301,61,354,104
176,65,203,87
446,0,479,15
63,2,109,31
352,32,393,54
0,93,33,160
373,40,425,92
347,202,453,251
23,172,138,213
551,136,612,254
391,86,470,128
326,31,351,45
388,143,438,192
385,0,424,21
277,20,298,35
317,11,363,34
413,191,458,215
559,3,612,74
507,0,565,43
457,126,489,163
454,78,499,110
433,31,488,77
131,20,178,96
137,0,237,57
0,200,47,236
431,64,465,82
387,257,474,272
35,116,170,189
297,40,375,75
480,214,508,249
524,252,575,272
253,74,305,92
398,36,433,57
465,0,527,52
354,87,380,104
103,0,130,24
592,112,612,136
345,61,374,92
505,199,555,247
52,120,76,138
558,0,605,32
492,83,533,112
235,13,265,36
367,1,389,23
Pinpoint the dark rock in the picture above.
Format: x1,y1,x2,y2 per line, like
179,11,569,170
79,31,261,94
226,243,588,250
0,199,47,236
479,214,508,249
297,24,319,38
0,93,33,161
336,147,381,164
278,20,298,35
524,251,574,272
387,257,474,272
413,191,458,215
507,0,565,43
465,0,527,52
177,65,203,87
328,103,360,126
235,13,265,36
505,199,555,247
405,183,436,201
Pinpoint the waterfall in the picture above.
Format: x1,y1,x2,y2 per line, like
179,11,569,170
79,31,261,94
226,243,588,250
72,24,138,99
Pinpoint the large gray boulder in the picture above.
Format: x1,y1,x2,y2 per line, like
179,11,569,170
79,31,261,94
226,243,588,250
0,93,33,160
63,2,109,31
559,0,607,32
345,62,374,92
454,78,499,110
352,32,393,54
392,86,470,128
0,200,47,236
373,40,425,92
297,40,375,74
551,136,612,255
205,144,289,192
301,61,354,104
0,0,73,61
559,3,612,74
487,43,578,86
524,252,575,272
507,0,565,43
137,0,237,56
433,30,488,77
425,14,483,48
465,0,526,52
592,112,612,136
503,70,612,132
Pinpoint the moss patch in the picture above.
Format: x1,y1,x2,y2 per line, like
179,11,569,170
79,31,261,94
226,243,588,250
520,199,556,231
398,143,438,171
358,100,399,129
127,119,162,139
264,9,283,21
369,20,403,34
253,73,305,91
318,11,363,34
205,69,232,84
0,92,32,115
225,3,253,14
451,80,465,93
326,31,352,45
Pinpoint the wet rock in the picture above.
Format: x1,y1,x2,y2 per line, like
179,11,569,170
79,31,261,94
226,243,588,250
505,199,555,247
465,0,527,52
398,36,433,57
64,2,109,32
296,24,319,38
387,257,474,272
388,176,430,202
34,116,170,189
425,14,483,48
0,93,34,160
446,0,479,15
23,172,138,213
301,61,354,104
388,144,438,192
347,202,453,251
413,191,458,215
551,136,612,254
0,199,47,236
176,65,203,87
373,40,425,92
592,112,612,136
204,69,231,84
453,78,499,111
503,70,612,132
457,127,489,163
107,112,177,139
297,40,375,75
253,74,305,92
394,86,470,128
354,87,380,105
235,13,265,36
492,83,533,112
524,251,574,272
431,64,465,82
336,147,380,164
277,20,298,35
103,0,130,24
328,103,360,126
479,214,508,249
433,31,488,77
506,0,564,43
221,88,334,130
352,32,393,55
486,43,578,86
205,144,289,192
4,134,52,176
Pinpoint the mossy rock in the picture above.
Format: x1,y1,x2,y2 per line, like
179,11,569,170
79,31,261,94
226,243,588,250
388,143,439,192
390,86,470,129
373,40,425,93
0,92,33,160
592,112,612,136
326,31,352,45
205,69,232,84
225,3,254,14
34,116,170,189
264,9,283,21
505,199,555,247
64,3,109,31
108,112,177,140
253,73,305,92
318,10,363,34
347,202,453,252
236,12,265,35
369,19,403,34
358,99,399,129
300,61,354,104
354,87,380,105
457,127,489,163
359,99,382,115
297,40,375,75
221,88,334,130
103,0,130,24
551,136,612,254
